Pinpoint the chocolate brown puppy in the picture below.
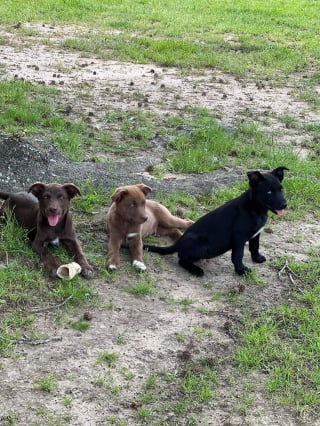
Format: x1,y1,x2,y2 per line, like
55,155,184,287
0,182,93,278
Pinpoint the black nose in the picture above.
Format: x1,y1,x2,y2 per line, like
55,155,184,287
49,207,58,214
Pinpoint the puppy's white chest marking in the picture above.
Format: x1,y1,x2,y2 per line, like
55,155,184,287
251,227,264,239
127,232,138,239
50,238,60,246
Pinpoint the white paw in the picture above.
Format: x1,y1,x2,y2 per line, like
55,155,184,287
132,260,147,272
108,264,118,271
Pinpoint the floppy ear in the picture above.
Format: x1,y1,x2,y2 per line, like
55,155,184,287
137,184,152,196
247,171,264,187
62,183,81,199
28,182,46,198
271,167,289,182
111,187,128,203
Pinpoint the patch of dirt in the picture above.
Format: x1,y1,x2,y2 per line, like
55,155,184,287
0,23,319,426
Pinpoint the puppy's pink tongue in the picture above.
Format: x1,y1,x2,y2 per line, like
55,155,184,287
275,209,285,216
48,215,60,227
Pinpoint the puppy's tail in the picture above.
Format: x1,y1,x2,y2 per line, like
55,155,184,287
143,241,178,255
0,192,10,200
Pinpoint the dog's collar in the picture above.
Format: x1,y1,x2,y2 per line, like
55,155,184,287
251,226,264,239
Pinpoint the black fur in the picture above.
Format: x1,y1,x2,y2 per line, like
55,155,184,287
144,167,288,276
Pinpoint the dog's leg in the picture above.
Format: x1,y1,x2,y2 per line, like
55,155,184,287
127,234,146,272
249,235,266,263
63,238,94,278
177,235,205,276
179,258,204,277
156,226,183,241
32,239,60,277
231,242,250,275
153,203,194,231
107,234,122,270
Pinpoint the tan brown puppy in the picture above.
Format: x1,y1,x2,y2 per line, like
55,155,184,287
106,184,193,271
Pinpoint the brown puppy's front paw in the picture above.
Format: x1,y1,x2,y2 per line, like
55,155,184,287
107,256,120,271
108,263,118,271
132,260,147,272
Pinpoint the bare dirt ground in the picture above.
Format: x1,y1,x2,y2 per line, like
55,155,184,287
0,23,320,426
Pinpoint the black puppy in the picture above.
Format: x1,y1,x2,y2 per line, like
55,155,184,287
144,167,288,276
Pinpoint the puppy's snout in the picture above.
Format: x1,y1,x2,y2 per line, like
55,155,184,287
48,207,58,215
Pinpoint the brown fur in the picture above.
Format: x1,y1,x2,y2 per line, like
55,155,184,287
106,184,193,271
0,183,93,278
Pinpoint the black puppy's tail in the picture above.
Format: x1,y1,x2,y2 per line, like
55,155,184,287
0,192,10,200
143,241,179,255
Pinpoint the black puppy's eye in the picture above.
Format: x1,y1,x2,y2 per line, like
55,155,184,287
267,190,272,194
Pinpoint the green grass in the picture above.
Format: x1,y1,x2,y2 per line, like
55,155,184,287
133,360,218,421
0,1,320,421
165,109,320,179
2,0,319,78
73,180,109,215
126,274,156,296
0,413,17,425
97,351,119,367
0,81,89,161
0,214,95,355
1,78,319,194
70,318,91,332
235,250,320,415
33,373,57,393
103,110,156,154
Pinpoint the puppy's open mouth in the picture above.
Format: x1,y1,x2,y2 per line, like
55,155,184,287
48,215,61,227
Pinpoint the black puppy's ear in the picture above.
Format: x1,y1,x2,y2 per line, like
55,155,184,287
247,171,264,187
271,167,289,182
137,184,152,196
62,183,81,199
111,187,128,203
28,182,46,198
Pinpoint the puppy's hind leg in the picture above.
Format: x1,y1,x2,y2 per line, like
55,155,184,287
179,258,204,277
156,225,183,241
177,234,206,277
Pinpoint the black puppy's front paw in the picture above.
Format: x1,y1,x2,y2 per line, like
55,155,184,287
251,254,266,264
235,266,251,276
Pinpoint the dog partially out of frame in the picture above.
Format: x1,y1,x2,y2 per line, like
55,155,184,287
143,167,288,276
0,182,93,278
106,183,194,271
